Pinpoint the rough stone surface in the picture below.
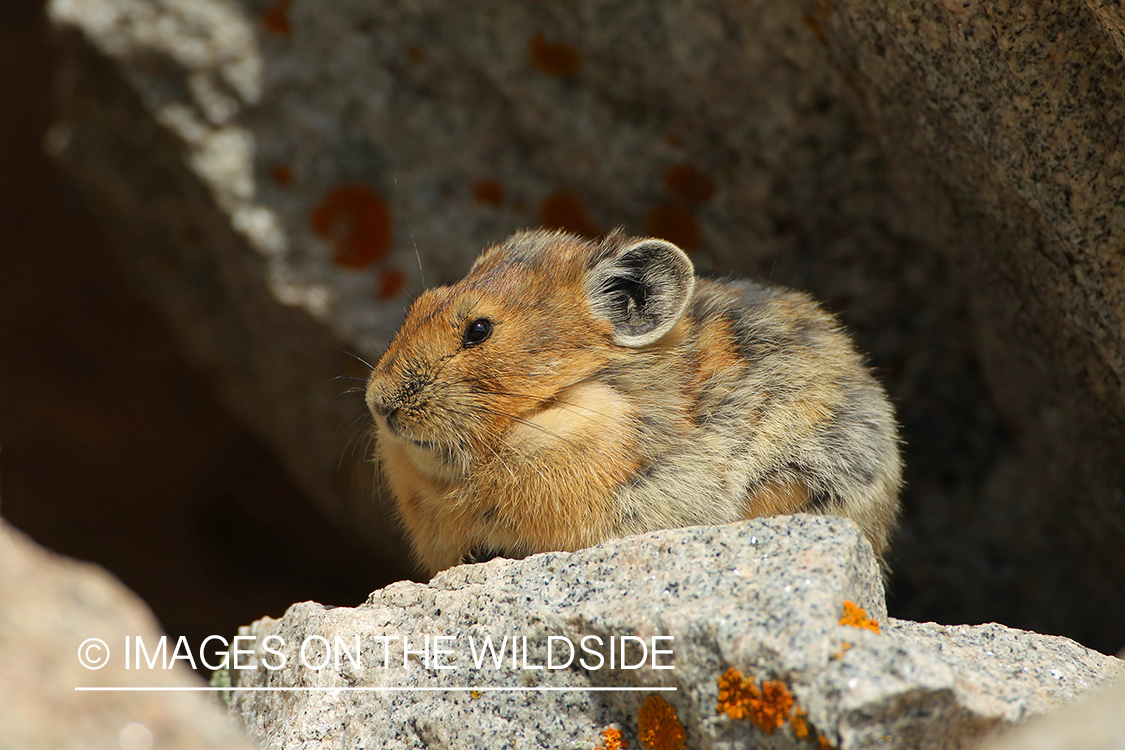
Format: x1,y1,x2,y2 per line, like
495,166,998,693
814,0,1125,648
46,0,1125,652
229,516,1123,750
977,676,1125,750
0,519,254,750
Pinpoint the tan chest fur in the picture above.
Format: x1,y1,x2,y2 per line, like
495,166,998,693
367,230,902,574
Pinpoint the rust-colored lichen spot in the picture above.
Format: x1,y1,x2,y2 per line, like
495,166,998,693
717,667,760,720
270,164,295,188
311,184,393,270
791,707,810,740
594,726,628,750
646,203,700,251
753,681,796,734
473,179,505,208
637,694,685,750
263,0,292,35
839,601,880,633
801,14,829,47
407,45,426,63
529,31,581,79
664,162,717,204
831,642,854,659
717,668,804,736
818,735,838,750
540,191,600,238
377,267,407,299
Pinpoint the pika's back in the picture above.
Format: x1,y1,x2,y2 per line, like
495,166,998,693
367,229,901,573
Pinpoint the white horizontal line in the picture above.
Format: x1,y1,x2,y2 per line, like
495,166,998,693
74,686,677,692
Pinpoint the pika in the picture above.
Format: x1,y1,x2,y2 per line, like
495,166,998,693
366,229,902,574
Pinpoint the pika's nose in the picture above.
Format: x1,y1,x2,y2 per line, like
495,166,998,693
365,380,395,419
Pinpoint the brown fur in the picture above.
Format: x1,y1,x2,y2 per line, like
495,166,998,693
366,229,902,574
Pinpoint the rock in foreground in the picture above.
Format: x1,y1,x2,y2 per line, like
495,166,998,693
229,516,1122,749
0,520,254,750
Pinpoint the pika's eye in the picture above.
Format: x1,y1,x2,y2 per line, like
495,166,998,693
461,318,493,347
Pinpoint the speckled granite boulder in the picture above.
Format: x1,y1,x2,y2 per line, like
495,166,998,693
47,0,1125,651
0,520,254,750
811,0,1125,648
228,516,1123,750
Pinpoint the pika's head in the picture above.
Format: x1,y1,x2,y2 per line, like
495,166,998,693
365,229,694,478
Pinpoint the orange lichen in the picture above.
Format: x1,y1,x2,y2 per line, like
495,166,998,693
270,164,295,188
263,0,292,35
646,203,700,251
637,694,686,750
717,668,810,738
528,31,581,79
818,735,838,750
664,162,717,204
595,726,628,750
791,707,810,739
839,601,880,633
377,267,407,299
540,191,600,238
801,14,828,48
754,680,796,734
717,667,760,720
473,179,505,207
310,184,393,270
831,642,854,659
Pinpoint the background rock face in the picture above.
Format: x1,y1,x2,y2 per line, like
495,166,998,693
229,518,1124,750
42,0,1125,654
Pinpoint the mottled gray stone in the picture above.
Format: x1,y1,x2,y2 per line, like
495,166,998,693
229,516,1123,750
0,520,254,750
814,0,1125,649
978,677,1125,750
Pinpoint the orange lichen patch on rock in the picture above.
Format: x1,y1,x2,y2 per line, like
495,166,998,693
637,694,686,750
311,184,393,270
263,0,292,35
831,642,854,659
473,179,505,207
802,14,829,47
594,726,628,750
818,735,838,750
664,162,717,204
839,600,880,633
791,707,811,739
717,667,760,720
529,31,581,79
754,681,797,735
270,164,295,188
717,668,807,737
377,267,407,299
540,191,600,238
646,203,700,251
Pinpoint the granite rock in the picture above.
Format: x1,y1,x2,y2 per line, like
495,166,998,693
813,0,1125,648
229,516,1123,750
977,676,1125,750
0,519,254,750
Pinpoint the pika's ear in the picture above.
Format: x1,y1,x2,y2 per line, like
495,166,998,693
585,237,695,347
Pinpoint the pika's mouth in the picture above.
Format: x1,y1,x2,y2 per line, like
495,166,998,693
378,417,442,451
